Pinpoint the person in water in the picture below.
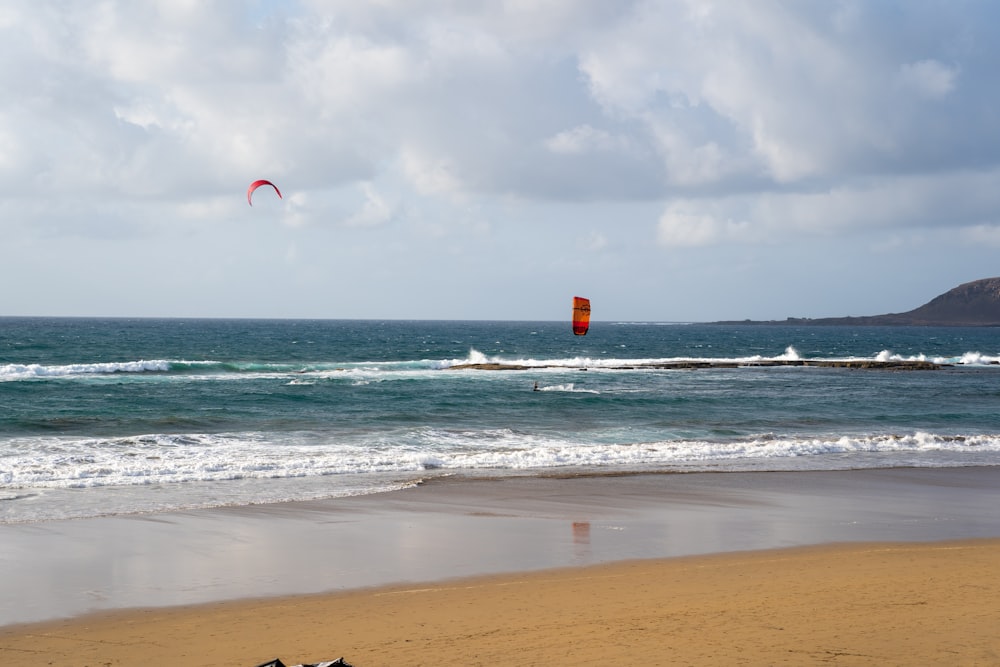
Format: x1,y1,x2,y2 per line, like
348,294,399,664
533,381,539,391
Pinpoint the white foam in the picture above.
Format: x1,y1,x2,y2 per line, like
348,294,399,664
956,351,1000,365
5,344,1000,385
0,359,172,380
776,346,798,360
434,346,1000,370
4,430,999,494
536,383,599,393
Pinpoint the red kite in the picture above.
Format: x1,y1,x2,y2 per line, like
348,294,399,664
247,179,282,206
572,296,591,335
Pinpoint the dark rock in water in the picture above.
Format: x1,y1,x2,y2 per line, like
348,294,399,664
713,277,1000,327
448,362,532,370
452,359,942,371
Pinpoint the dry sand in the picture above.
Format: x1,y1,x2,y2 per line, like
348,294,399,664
2,539,999,666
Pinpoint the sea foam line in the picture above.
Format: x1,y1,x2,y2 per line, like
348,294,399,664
2,430,999,491
4,345,999,383
1,359,181,380
441,346,1000,368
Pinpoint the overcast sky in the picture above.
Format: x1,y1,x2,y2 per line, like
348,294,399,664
3,1,1000,321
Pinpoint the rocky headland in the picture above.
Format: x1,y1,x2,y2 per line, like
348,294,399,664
714,277,1000,327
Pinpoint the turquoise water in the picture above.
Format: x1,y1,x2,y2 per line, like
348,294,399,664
2,318,999,523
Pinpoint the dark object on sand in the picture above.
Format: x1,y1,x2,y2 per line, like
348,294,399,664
255,659,352,667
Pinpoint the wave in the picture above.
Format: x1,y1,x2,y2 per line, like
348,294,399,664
439,346,1000,368
0,360,175,380
535,383,599,394
4,344,1000,382
2,429,999,493
0,359,328,381
3,428,997,523
873,349,1000,365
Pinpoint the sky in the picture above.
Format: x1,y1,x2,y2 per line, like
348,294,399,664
3,1,1000,321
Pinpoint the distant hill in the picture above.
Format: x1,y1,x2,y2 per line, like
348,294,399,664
714,277,1000,326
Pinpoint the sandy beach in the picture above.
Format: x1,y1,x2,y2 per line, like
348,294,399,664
3,468,1000,665
3,540,999,666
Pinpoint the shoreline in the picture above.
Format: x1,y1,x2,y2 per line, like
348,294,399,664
2,466,1000,630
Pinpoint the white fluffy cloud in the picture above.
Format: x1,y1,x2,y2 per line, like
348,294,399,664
3,1,1000,319
658,205,753,247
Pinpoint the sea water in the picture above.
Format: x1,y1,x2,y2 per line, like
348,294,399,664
2,317,999,523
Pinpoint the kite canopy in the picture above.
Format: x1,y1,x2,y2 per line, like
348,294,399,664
247,179,282,206
254,659,351,667
572,296,591,336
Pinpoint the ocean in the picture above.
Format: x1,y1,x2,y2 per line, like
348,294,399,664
2,317,999,524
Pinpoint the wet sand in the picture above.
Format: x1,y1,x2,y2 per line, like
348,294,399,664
2,468,1000,665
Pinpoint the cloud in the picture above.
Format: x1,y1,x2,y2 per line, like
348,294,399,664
399,147,464,197
577,2,999,188
6,2,998,209
343,183,392,228
544,124,629,155
897,59,958,99
657,205,752,247
579,230,609,251
654,165,1000,250
960,224,1000,247
4,1,1000,319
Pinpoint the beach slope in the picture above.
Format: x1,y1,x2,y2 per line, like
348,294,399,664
3,468,1000,665
2,539,998,666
